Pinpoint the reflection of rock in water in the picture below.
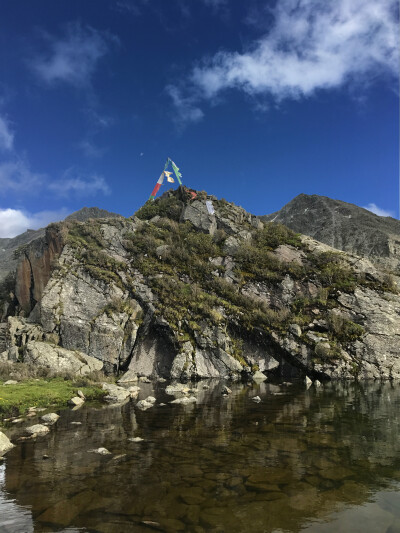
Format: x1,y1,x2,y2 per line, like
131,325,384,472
2,381,400,532
0,464,33,532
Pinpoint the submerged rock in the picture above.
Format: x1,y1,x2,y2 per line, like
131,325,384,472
25,424,50,437
136,396,156,411
88,447,111,455
170,396,197,405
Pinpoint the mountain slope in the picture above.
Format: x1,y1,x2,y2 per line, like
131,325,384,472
0,207,122,283
261,194,400,272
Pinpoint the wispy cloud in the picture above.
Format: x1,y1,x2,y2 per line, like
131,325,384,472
0,207,69,238
48,169,110,197
166,84,204,126
169,0,399,122
32,21,117,88
363,203,394,217
0,115,14,151
0,160,44,193
0,159,110,198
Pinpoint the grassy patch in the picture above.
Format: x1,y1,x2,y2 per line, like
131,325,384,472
0,378,106,419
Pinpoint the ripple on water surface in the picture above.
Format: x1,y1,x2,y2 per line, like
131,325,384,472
1,380,400,532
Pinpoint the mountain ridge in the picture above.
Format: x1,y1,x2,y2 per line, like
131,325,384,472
261,193,400,272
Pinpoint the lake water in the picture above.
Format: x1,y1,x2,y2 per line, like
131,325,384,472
1,380,400,533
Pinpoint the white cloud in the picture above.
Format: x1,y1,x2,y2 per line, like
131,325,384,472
0,115,14,151
166,84,204,126
363,203,394,217
0,207,69,238
170,0,399,120
0,160,43,193
48,171,110,197
32,22,116,87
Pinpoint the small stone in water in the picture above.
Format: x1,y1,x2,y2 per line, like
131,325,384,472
71,421,82,425
88,447,111,455
252,396,261,403
222,385,232,395
129,437,144,442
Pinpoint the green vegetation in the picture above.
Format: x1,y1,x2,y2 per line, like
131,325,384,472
135,194,184,222
65,220,127,288
0,378,106,419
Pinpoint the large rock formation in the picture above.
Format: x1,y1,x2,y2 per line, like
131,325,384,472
262,194,400,272
1,188,400,380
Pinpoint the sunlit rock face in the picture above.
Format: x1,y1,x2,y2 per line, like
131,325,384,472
1,187,400,379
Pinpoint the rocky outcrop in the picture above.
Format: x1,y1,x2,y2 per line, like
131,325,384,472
2,188,400,381
262,194,400,272
0,431,14,456
24,341,103,375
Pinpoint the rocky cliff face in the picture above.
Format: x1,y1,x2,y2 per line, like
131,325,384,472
262,194,400,273
2,188,400,380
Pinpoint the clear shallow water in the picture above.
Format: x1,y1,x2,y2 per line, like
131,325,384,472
1,380,400,533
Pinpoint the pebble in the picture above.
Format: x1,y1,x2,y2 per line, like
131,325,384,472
252,396,261,403
129,437,144,442
88,447,111,455
11,418,24,424
71,421,82,425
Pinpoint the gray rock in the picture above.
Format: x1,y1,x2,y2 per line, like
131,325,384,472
117,370,138,383
0,431,14,456
102,383,130,404
24,341,103,375
222,385,232,395
3,380,18,385
252,396,261,403
181,200,217,235
252,371,267,382
68,397,84,407
129,437,144,442
170,396,197,405
88,447,111,455
166,383,191,395
25,424,50,436
314,380,322,387
40,413,60,425
135,396,156,411
305,376,313,387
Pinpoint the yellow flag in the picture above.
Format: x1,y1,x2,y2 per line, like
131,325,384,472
164,171,175,183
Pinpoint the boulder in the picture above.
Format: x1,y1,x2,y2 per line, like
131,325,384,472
25,424,50,437
40,413,60,425
181,200,217,235
0,431,14,456
24,341,103,375
68,397,84,407
252,371,267,382
102,383,130,404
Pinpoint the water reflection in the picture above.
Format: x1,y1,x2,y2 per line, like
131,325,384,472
1,381,400,532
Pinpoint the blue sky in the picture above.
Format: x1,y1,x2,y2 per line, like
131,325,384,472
0,0,398,237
